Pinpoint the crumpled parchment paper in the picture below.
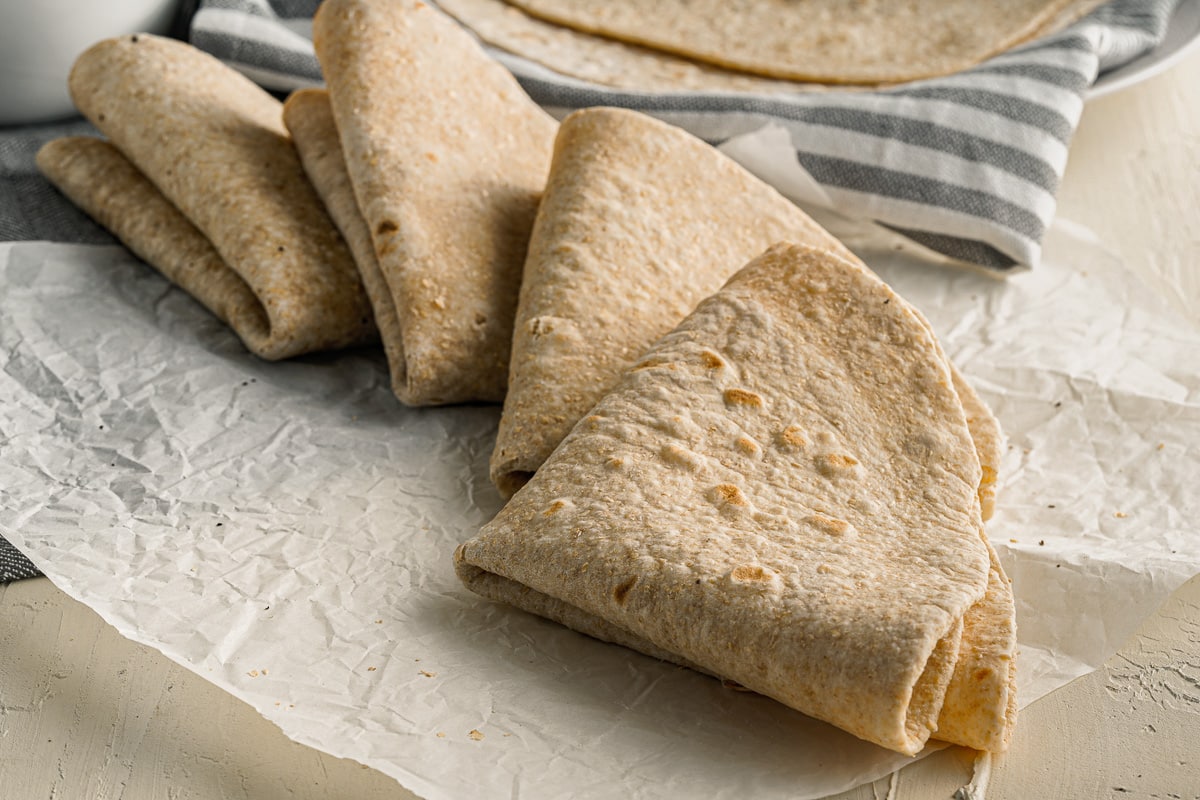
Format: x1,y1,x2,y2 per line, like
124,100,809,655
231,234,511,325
2,153,1198,797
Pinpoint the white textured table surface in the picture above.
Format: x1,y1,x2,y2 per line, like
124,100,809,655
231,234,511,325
2,48,1198,800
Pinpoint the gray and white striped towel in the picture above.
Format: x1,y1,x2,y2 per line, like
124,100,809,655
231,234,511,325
0,0,1183,581
190,0,1180,271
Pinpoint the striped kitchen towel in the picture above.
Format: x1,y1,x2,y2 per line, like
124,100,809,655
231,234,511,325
189,0,1181,271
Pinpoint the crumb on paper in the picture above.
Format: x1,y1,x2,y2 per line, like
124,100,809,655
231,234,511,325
419,670,436,678
469,729,484,741
436,732,446,738
1009,538,1018,544
375,619,383,624
1115,511,1128,518
247,669,259,678
1157,442,1165,450
1039,540,1045,546
367,666,377,672
1048,504,1056,508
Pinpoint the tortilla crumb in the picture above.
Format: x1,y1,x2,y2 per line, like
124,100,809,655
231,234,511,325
419,670,437,678
436,732,446,738
1114,511,1127,518
469,729,484,741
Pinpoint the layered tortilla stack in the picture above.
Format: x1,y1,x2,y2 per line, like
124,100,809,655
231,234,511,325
38,35,376,360
459,243,1017,755
438,0,1102,92
312,0,558,405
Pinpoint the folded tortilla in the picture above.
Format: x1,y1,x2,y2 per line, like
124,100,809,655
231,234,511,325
313,0,557,405
282,89,406,392
502,0,1074,84
36,136,276,355
65,34,376,360
458,242,1015,755
492,108,1005,511
492,107,854,496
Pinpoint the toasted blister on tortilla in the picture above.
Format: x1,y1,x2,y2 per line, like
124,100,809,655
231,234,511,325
283,89,407,394
64,34,376,360
313,0,557,405
459,242,1016,755
502,0,1075,84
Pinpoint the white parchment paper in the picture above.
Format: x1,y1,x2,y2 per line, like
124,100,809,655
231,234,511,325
2,195,1198,797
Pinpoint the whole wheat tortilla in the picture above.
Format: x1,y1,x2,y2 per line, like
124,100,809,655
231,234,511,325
35,136,280,357
459,242,1014,754
435,0,842,94
313,0,557,405
67,35,376,359
282,89,406,395
491,107,998,501
502,0,1076,84
492,107,856,496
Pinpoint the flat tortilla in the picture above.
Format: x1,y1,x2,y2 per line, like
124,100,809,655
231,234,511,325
501,0,1076,84
459,242,1013,755
313,0,557,405
282,89,406,395
67,34,376,359
436,0,842,94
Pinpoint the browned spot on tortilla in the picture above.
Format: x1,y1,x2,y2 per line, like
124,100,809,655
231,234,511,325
612,575,638,604
376,219,399,235
734,436,760,456
710,483,748,506
699,349,725,369
730,564,771,582
777,425,807,449
543,499,566,516
805,513,852,536
815,452,860,477
723,388,763,408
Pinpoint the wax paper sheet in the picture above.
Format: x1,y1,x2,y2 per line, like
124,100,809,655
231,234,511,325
2,178,1199,797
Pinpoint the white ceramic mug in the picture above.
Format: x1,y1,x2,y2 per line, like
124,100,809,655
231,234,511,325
0,0,181,125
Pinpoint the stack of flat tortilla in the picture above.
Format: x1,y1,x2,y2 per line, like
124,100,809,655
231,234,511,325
438,0,1102,90
312,0,558,405
458,242,1017,755
38,35,376,361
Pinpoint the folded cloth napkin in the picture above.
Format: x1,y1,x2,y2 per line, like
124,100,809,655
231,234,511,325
0,0,1183,581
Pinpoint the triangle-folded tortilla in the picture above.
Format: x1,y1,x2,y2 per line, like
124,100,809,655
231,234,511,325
313,0,558,405
492,107,856,496
458,242,1016,755
491,107,1005,523
60,34,376,360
